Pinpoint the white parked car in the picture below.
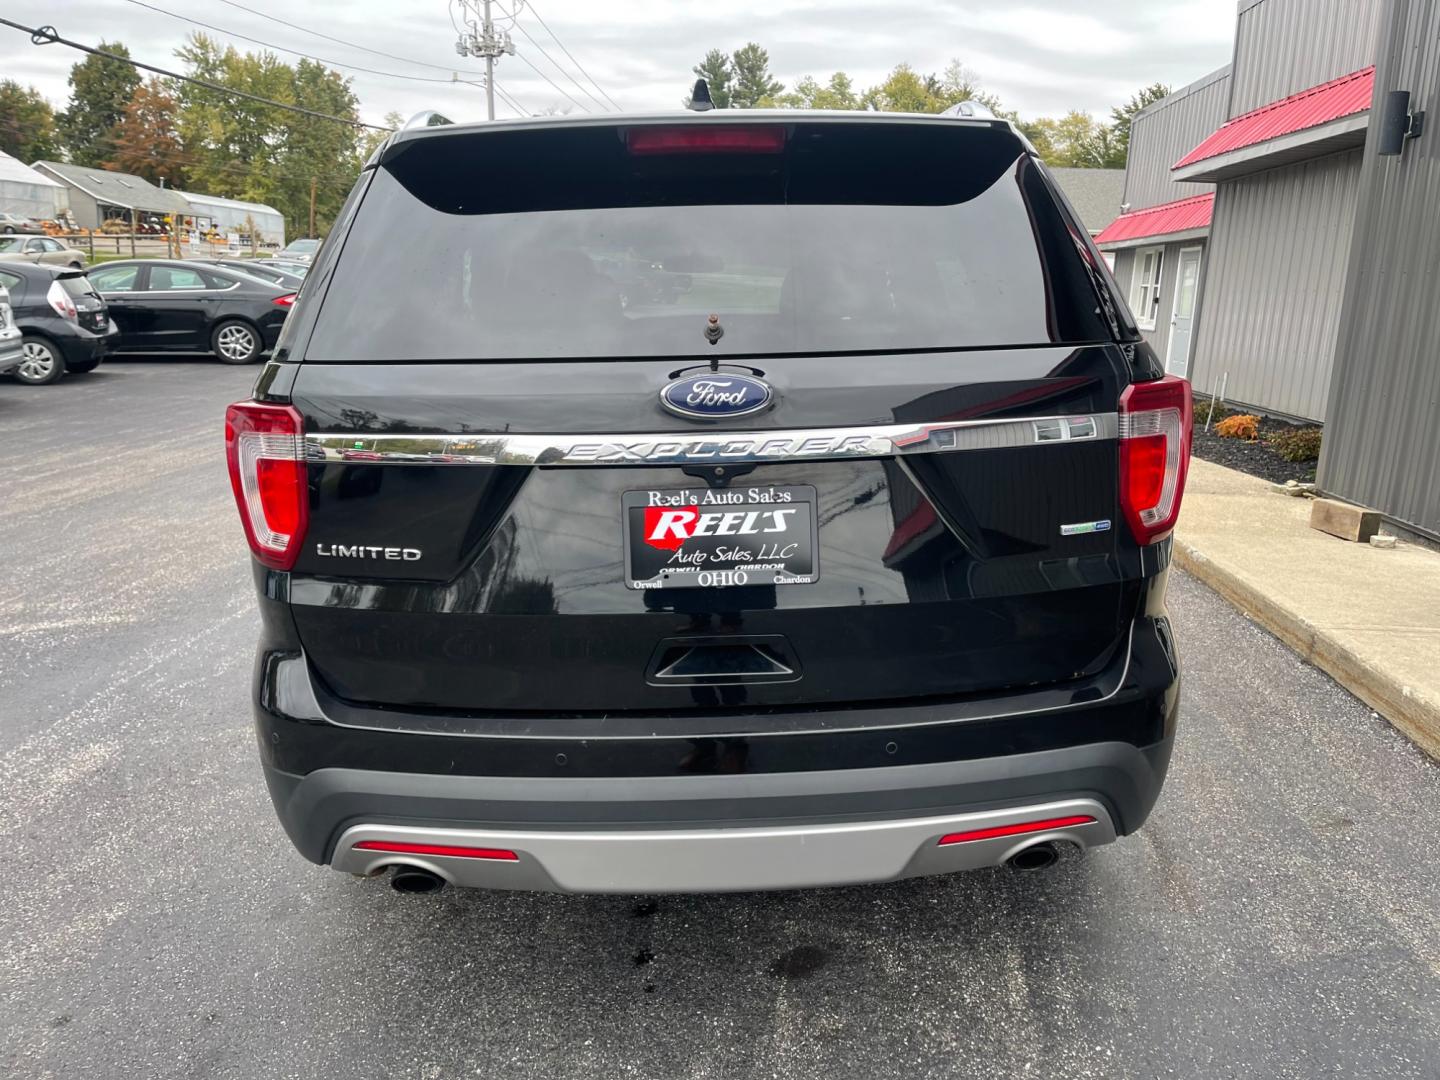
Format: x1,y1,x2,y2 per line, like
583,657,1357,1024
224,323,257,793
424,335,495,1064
0,281,23,376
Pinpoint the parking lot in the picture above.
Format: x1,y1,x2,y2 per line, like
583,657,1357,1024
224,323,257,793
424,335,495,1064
2,359,1439,1079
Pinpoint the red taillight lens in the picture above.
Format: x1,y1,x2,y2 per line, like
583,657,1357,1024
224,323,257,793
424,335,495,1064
224,401,308,570
937,815,1097,846
46,280,78,321
353,840,519,862
272,293,297,307
625,125,787,155
1118,375,1192,545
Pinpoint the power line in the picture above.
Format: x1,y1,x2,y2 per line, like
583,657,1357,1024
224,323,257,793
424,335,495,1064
511,49,591,113
214,0,463,75
119,0,468,85
522,2,622,111
0,18,390,130
509,20,609,112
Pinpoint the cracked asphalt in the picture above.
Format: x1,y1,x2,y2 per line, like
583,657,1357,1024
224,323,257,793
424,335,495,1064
2,360,1438,1079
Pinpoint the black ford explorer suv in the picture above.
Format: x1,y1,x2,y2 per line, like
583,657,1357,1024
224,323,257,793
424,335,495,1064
228,106,1191,895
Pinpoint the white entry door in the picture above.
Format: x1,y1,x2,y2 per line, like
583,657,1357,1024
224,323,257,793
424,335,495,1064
1165,246,1203,377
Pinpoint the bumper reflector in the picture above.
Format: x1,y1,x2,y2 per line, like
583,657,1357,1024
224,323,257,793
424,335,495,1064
353,840,519,861
937,814,1096,846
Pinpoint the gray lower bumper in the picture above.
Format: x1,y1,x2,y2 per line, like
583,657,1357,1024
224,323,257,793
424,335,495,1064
264,738,1171,892
332,798,1116,893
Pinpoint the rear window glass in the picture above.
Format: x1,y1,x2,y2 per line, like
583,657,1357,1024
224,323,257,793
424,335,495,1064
308,121,1109,361
58,275,96,298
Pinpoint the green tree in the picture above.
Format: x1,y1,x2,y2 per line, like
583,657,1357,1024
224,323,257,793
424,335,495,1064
730,43,782,108
763,72,858,110
58,41,141,167
861,64,936,112
933,60,1003,112
175,34,363,238
0,81,61,162
1110,82,1170,161
691,49,733,109
359,110,404,163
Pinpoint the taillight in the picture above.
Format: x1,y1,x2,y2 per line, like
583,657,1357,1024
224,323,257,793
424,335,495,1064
46,280,78,321
1118,375,1193,544
224,401,308,570
625,125,787,155
272,293,297,307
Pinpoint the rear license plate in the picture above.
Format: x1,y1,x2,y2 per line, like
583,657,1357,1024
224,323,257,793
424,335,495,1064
623,485,819,590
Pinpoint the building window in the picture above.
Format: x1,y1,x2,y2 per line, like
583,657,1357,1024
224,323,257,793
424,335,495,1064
1131,246,1164,331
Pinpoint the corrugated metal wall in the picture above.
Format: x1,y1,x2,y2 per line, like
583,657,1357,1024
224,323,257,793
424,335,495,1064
1319,0,1440,536
1230,0,1383,115
1123,67,1231,211
1188,149,1364,421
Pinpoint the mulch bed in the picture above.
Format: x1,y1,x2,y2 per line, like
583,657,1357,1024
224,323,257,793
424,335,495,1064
1190,410,1319,485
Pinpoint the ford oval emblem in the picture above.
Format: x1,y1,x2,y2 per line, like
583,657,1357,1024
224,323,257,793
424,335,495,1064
660,373,774,420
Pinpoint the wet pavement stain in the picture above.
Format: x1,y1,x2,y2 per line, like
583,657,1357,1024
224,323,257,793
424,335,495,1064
768,944,832,979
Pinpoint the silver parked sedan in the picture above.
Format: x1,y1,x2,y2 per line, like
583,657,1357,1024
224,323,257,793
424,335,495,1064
0,235,87,268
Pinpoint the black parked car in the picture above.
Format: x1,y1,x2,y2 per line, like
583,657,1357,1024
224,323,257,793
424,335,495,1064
90,259,294,364
228,108,1192,896
193,258,306,292
0,261,115,385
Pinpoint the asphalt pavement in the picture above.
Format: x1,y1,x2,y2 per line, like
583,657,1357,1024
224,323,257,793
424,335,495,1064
2,360,1438,1080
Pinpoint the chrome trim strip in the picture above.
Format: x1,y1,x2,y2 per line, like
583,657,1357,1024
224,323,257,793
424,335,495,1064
330,798,1116,892
307,413,1117,467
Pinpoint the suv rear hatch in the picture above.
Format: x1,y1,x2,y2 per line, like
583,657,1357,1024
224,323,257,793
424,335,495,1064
259,116,1168,715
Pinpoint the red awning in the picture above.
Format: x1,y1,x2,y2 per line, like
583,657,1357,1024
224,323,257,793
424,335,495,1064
1174,67,1374,170
1093,193,1214,247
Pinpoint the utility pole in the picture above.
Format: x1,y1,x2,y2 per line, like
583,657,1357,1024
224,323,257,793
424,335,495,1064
454,0,515,120
308,177,317,239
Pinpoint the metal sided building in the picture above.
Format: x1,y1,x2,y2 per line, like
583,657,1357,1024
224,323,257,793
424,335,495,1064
1097,0,1384,418
1096,66,1231,378
176,191,286,247
1319,0,1440,538
29,160,193,230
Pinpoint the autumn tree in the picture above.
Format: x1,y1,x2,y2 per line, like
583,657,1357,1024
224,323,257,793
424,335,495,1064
104,79,187,186
58,41,141,166
0,81,61,162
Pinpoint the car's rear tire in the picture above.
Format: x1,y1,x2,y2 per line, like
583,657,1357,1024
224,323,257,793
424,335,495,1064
14,336,65,385
211,320,261,364
1,226,14,235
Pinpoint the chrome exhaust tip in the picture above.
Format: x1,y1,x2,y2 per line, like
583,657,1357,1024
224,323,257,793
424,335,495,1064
1006,841,1060,872
389,865,448,894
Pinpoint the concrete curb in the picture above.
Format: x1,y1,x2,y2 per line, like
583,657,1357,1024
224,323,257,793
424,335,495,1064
1174,537,1440,761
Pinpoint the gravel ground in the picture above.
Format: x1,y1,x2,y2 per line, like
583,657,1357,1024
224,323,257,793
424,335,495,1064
1191,410,1320,485
2,360,1438,1079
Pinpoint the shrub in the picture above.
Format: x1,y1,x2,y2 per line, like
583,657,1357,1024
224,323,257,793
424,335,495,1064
1270,426,1323,462
1195,398,1236,425
1214,414,1260,441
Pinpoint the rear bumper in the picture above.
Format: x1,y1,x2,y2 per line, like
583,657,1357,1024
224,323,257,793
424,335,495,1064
254,572,1180,892
263,736,1171,892
329,797,1118,893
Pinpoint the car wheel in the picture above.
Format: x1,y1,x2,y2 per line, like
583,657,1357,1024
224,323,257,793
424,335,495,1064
211,320,261,364
15,336,65,385
1,226,14,234
68,261,83,269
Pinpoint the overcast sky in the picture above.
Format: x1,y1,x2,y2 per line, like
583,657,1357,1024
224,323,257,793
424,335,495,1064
2,0,1238,127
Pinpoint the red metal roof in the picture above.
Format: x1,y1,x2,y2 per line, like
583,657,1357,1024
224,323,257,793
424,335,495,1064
1093,193,1214,247
1173,66,1374,170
